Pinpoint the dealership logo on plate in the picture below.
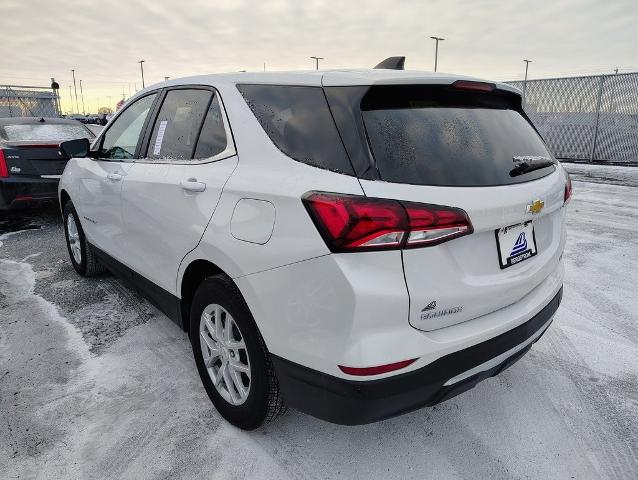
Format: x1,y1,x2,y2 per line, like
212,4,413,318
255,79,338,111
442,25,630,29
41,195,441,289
510,232,528,256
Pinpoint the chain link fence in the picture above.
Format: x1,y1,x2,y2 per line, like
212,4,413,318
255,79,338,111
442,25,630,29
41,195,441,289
507,73,638,164
0,85,61,118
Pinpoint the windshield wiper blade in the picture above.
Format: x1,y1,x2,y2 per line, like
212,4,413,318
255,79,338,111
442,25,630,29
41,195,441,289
510,156,556,177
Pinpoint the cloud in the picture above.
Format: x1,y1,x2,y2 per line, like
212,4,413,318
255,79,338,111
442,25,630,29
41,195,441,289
1,0,636,112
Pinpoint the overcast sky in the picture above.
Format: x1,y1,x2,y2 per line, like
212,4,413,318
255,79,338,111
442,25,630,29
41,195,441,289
1,0,637,113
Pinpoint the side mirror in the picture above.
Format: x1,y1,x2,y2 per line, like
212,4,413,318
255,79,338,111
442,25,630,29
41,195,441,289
60,138,90,158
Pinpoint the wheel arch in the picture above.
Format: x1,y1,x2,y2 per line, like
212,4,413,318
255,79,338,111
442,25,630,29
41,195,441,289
180,259,232,334
59,188,71,211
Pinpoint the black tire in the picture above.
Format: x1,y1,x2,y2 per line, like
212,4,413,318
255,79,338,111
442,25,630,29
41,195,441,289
190,274,286,430
63,201,105,277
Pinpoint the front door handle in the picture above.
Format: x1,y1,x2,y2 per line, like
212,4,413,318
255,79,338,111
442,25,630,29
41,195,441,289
107,172,123,182
180,178,206,193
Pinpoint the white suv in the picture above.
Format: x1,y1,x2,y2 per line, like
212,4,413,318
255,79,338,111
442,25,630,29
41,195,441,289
58,69,570,429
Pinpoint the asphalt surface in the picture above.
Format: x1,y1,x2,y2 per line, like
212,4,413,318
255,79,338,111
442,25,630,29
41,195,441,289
1,165,637,479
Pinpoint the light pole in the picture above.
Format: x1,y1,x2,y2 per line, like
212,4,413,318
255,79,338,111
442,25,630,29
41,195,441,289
71,69,79,114
310,56,324,70
430,36,444,72
79,79,86,115
522,59,532,107
68,86,73,114
138,60,146,88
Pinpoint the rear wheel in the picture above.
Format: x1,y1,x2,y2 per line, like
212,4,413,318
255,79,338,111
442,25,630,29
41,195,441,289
63,201,105,277
190,275,286,429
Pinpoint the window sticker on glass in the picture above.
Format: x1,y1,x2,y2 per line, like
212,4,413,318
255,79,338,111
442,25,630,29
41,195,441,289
153,120,168,155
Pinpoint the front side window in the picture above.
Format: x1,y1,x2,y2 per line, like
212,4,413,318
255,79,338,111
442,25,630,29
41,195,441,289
100,93,156,160
147,89,212,160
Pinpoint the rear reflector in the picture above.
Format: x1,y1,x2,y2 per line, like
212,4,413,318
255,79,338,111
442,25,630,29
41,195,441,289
564,173,573,203
0,150,7,178
302,192,473,252
339,358,418,376
452,80,496,92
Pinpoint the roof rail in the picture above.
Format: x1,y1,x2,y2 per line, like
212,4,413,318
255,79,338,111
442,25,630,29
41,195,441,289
374,57,405,70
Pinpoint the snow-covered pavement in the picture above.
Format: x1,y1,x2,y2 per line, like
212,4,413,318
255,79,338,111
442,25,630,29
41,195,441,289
1,165,637,480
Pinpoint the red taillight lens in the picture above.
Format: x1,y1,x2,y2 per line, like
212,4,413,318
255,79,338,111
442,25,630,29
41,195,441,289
403,201,473,247
0,149,8,178
302,192,473,252
564,173,572,203
338,358,417,376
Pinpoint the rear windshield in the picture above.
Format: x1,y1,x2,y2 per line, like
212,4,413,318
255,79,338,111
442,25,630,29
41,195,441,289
361,85,555,186
237,84,354,175
0,123,94,142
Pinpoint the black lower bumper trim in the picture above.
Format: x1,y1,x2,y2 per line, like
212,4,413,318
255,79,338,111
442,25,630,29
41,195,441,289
272,287,562,425
0,177,59,210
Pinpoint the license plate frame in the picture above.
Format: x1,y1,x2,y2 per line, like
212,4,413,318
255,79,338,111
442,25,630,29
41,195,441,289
495,221,538,269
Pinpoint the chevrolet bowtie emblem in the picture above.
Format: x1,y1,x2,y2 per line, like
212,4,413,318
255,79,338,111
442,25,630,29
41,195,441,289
527,199,545,214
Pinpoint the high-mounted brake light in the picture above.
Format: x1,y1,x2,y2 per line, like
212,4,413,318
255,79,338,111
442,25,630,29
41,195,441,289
302,192,473,252
0,150,8,178
452,80,496,92
564,173,573,203
338,358,417,376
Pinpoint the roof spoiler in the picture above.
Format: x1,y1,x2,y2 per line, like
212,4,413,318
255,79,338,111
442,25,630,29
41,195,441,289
374,56,405,70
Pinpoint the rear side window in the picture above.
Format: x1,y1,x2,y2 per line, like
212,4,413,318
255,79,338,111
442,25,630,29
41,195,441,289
361,85,555,186
194,95,228,159
237,84,354,175
147,89,212,160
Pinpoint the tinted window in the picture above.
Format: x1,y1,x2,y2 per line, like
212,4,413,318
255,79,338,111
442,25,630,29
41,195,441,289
194,95,228,159
147,89,212,160
0,123,93,142
100,94,156,159
237,84,353,175
361,86,555,186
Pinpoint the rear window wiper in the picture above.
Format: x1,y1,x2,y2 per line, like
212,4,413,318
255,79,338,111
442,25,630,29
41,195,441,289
510,156,556,177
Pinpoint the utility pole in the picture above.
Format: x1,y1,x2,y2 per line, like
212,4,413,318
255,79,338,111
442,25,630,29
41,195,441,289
138,60,146,88
310,56,324,70
430,36,444,72
71,69,79,114
79,79,86,115
522,59,532,107
164,76,169,81
263,62,266,72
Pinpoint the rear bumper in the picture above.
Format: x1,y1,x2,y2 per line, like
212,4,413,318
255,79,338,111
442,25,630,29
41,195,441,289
272,286,562,425
0,177,59,210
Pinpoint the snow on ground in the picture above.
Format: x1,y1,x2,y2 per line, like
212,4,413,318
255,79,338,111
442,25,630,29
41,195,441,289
1,166,637,480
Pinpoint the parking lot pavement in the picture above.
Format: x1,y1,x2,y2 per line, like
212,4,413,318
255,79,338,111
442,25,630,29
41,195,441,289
1,167,637,480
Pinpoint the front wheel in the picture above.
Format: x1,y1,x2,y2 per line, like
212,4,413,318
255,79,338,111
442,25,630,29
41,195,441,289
63,201,105,277
190,275,286,429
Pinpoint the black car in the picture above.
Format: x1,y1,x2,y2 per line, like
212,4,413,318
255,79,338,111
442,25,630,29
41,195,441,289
0,117,95,210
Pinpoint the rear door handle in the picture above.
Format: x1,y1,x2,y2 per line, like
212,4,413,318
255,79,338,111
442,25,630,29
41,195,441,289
107,172,123,181
180,178,206,193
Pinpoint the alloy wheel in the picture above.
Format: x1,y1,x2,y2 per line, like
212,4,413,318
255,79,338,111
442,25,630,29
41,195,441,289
199,303,251,405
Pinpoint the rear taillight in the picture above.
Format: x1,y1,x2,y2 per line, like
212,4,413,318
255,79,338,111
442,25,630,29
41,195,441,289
0,150,8,178
564,173,572,203
302,192,473,252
